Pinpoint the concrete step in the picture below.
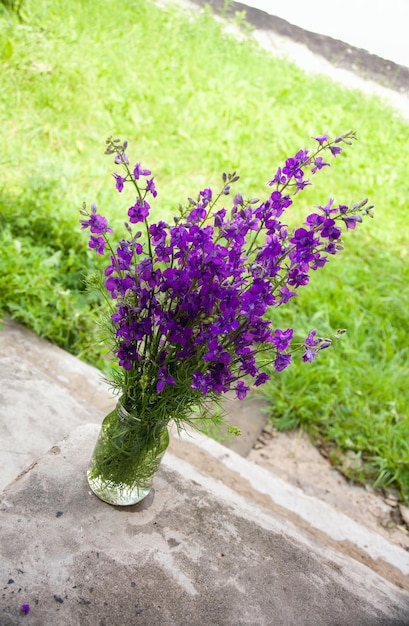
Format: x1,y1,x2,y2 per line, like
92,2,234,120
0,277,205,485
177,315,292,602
2,424,409,625
1,320,409,594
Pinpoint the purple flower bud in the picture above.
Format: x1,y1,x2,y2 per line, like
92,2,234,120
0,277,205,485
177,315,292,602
319,340,332,350
233,193,243,207
115,152,129,165
305,329,319,347
329,145,342,157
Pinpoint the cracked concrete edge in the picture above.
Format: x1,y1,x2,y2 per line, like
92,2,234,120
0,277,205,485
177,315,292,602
162,451,409,606
169,429,409,584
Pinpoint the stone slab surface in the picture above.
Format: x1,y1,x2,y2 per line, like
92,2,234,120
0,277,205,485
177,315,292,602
0,320,115,413
0,357,106,492
1,425,409,626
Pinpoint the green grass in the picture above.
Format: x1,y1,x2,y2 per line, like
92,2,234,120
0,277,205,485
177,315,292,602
1,0,408,499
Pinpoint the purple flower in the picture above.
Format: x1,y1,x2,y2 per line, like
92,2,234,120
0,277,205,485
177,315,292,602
287,267,310,287
311,253,328,270
305,213,324,228
89,235,105,255
117,344,139,370
113,173,125,192
200,188,212,204
233,192,244,207
325,242,338,254
170,224,189,250
116,240,134,269
311,156,330,174
342,214,363,230
302,347,318,362
115,151,129,165
105,240,141,275
272,328,294,351
105,275,135,298
133,163,151,179
278,286,297,305
187,205,207,224
290,228,319,265
235,381,250,400
254,372,270,386
191,371,210,394
146,177,157,197
213,208,226,228
80,204,112,234
330,145,342,157
155,244,172,262
269,190,292,216
274,353,292,372
302,330,320,361
203,340,232,366
320,219,342,240
294,179,311,194
313,134,329,145
268,166,287,186
20,604,30,615
89,214,110,234
128,198,150,223
149,221,168,245
317,198,338,216
319,340,332,350
156,366,176,393
283,156,304,180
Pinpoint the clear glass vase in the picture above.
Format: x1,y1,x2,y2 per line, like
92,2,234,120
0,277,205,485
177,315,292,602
87,400,169,506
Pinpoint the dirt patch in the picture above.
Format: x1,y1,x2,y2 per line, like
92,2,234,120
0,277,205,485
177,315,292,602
248,426,409,553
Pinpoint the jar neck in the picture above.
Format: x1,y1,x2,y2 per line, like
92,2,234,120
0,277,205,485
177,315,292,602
117,398,141,423
117,398,169,430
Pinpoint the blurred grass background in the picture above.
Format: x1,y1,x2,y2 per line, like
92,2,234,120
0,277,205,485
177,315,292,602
1,0,408,499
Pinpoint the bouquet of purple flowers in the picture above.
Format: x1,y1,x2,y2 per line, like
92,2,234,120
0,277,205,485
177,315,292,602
81,132,372,432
